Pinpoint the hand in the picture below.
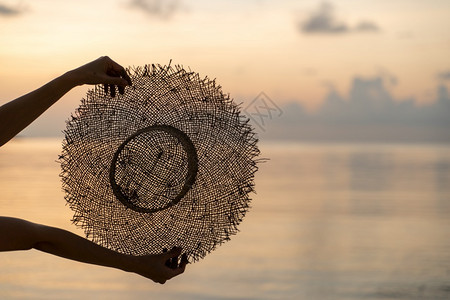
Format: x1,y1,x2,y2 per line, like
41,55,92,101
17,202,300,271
130,247,188,284
66,56,132,97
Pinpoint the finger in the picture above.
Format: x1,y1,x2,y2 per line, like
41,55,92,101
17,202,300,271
166,259,172,268
101,75,129,87
109,84,116,97
170,255,178,269
172,254,188,272
167,259,187,278
121,69,132,86
180,253,188,269
163,246,182,260
118,85,125,95
107,58,132,86
162,248,171,267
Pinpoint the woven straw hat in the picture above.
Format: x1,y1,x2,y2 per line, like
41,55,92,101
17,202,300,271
60,63,260,262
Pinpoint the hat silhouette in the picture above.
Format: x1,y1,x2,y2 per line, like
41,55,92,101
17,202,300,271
60,63,260,262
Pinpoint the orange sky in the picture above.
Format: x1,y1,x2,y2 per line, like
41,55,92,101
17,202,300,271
1,0,449,115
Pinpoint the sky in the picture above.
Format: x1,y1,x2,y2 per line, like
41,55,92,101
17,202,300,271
0,0,449,136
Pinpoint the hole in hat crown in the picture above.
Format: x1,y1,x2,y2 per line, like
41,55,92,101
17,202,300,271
110,125,198,213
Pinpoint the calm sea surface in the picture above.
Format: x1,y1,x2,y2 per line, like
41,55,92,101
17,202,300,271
0,138,449,299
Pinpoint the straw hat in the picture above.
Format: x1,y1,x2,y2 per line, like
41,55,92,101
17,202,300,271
60,63,260,262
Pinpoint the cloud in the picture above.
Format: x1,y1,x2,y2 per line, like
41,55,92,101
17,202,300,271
438,71,450,80
254,76,450,142
0,2,24,17
128,0,181,19
300,2,380,34
377,68,398,87
355,21,380,32
301,2,348,34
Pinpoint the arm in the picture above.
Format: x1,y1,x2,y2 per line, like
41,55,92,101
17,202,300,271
0,57,188,283
0,56,132,147
0,217,187,284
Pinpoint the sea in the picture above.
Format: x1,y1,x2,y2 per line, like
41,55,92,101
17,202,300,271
0,138,449,299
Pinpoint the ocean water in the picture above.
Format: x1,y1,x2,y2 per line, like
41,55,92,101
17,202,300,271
0,138,449,299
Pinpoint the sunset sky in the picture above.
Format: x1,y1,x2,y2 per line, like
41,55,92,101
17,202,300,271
1,0,449,135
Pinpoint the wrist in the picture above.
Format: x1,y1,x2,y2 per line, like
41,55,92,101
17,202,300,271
61,69,84,88
115,252,138,273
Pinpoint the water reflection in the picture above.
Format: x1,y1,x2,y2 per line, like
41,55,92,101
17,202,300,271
0,139,449,299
